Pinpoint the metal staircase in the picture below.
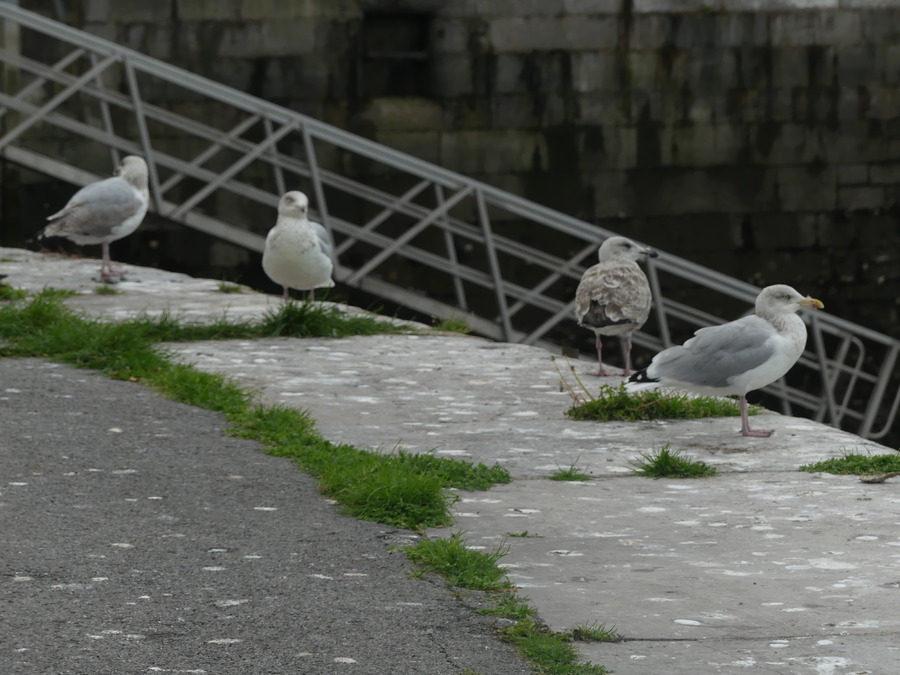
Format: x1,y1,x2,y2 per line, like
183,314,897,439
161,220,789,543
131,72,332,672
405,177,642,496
0,3,897,440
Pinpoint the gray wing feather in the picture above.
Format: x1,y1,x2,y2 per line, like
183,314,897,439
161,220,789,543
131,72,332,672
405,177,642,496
45,178,141,241
649,316,777,388
310,220,335,262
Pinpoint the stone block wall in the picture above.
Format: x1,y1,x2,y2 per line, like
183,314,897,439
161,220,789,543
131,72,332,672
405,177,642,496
11,0,900,334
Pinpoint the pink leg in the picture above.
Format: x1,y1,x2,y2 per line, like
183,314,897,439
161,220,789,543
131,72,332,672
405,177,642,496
622,334,634,377
593,335,610,377
740,396,773,437
98,243,125,282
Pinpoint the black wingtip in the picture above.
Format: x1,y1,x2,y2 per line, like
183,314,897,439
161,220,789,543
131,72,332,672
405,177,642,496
580,300,633,329
628,368,658,384
26,231,69,253
24,232,44,251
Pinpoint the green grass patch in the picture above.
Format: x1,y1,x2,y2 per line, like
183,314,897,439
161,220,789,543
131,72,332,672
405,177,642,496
332,461,452,530
217,281,245,294
0,282,28,301
390,450,511,491
38,287,78,300
569,622,622,643
433,315,471,334
231,405,511,530
500,620,611,674
0,293,168,378
130,313,262,342
229,405,510,529
406,532,513,590
799,452,900,475
565,382,762,423
0,291,509,530
501,621,580,668
94,284,120,295
630,445,717,479
258,300,405,338
406,532,611,674
549,459,592,482
0,293,402,351
477,592,537,621
134,302,403,342
150,364,250,414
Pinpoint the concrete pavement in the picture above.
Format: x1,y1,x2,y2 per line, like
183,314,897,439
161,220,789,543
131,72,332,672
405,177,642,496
2,247,899,674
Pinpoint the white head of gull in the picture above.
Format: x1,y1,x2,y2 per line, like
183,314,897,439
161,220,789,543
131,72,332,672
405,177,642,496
38,155,149,283
262,190,335,302
630,284,824,437
574,235,659,376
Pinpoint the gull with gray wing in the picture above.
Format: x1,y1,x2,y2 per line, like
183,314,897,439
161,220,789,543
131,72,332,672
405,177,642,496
262,190,335,302
630,284,824,437
37,155,149,283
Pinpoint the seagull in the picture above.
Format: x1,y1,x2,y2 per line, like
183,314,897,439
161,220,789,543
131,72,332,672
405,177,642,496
37,155,149,282
262,190,335,302
574,236,659,376
629,284,824,437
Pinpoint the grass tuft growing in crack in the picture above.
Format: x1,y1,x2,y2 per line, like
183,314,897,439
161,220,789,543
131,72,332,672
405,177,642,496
126,312,261,342
217,281,245,294
569,622,622,643
799,452,900,476
121,302,405,343
258,300,405,338
629,445,717,479
563,381,763,423
406,532,513,590
477,593,537,621
549,459,592,482
433,315,471,334
390,450,511,491
0,281,28,301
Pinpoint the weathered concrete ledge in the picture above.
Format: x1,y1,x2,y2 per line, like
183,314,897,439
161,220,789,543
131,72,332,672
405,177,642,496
2,247,898,674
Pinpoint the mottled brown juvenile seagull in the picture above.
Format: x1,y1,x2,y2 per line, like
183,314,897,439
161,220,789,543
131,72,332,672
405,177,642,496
574,236,658,376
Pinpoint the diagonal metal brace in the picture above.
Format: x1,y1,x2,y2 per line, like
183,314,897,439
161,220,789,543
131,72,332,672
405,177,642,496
0,52,117,151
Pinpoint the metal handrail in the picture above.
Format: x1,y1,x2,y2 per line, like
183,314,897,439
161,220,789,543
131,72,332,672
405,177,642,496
0,3,897,440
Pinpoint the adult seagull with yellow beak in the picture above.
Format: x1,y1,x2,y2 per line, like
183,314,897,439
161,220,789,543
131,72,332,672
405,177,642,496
630,284,824,437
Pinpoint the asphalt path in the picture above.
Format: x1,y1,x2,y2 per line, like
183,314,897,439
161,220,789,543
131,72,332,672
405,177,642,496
0,358,530,675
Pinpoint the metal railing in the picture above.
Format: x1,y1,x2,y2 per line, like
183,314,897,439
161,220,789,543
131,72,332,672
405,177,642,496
0,3,897,440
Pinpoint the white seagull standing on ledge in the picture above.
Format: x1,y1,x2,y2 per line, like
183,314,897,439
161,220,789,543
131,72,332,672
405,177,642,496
262,190,335,302
37,155,149,283
629,284,824,437
574,236,659,376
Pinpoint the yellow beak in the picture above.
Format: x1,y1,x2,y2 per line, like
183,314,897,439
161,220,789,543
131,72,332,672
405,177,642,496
800,297,824,310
